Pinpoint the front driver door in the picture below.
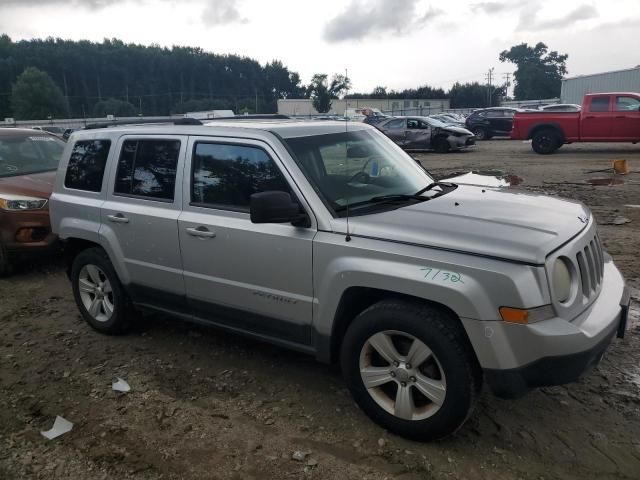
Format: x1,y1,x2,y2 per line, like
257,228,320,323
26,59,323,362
406,118,431,149
178,137,316,347
613,95,640,140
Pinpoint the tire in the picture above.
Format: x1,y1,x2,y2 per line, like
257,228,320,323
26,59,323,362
433,138,450,153
71,247,132,334
531,129,561,154
341,300,481,441
471,127,487,141
0,243,12,277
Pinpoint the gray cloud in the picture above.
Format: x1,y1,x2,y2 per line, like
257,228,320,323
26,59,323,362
470,1,529,14
201,0,248,26
323,0,442,43
1,0,249,26
0,0,122,7
519,4,598,31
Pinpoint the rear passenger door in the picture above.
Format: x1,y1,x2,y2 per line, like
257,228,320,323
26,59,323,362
100,136,187,305
178,137,315,347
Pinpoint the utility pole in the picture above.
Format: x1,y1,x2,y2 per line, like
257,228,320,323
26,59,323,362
485,68,494,107
503,72,511,98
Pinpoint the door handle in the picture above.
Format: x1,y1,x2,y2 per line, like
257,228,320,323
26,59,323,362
585,115,596,119
615,115,625,119
107,213,129,223
186,226,216,238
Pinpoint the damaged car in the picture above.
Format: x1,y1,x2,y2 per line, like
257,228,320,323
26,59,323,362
377,116,475,153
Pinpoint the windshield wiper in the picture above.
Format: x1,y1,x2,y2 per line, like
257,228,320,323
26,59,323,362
368,193,430,203
415,181,456,195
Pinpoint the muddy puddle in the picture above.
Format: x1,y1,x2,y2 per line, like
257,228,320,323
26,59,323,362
443,170,524,187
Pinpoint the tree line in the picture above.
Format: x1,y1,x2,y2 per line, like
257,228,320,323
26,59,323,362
0,35,306,120
0,35,567,120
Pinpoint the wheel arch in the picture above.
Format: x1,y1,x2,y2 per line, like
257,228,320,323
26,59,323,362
319,287,473,365
527,122,565,142
63,237,103,276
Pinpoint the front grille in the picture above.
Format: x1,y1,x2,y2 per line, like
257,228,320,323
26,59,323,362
575,234,604,300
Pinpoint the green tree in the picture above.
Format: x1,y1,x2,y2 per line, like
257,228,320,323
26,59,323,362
499,42,568,100
448,82,504,108
10,67,65,120
370,86,388,99
308,73,351,113
92,97,137,117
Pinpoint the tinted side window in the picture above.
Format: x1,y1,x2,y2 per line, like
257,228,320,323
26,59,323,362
64,140,111,192
191,143,289,211
114,139,180,201
615,96,640,111
589,97,610,112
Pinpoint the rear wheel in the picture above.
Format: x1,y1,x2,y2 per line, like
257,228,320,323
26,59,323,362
531,129,561,154
71,247,132,334
471,127,488,140
341,300,481,441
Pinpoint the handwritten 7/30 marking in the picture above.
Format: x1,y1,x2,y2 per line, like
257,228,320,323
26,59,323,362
421,267,464,284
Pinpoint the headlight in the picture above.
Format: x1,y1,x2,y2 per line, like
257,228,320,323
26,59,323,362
0,195,48,211
552,257,573,303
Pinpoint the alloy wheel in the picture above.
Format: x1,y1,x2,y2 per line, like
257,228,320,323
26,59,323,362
78,264,114,322
359,330,447,421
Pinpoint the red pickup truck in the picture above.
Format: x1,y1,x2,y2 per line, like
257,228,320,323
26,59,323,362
511,92,640,154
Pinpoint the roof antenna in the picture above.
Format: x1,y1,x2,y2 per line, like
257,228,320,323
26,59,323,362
344,67,351,242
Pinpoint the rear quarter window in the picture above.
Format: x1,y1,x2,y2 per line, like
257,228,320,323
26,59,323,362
64,140,111,192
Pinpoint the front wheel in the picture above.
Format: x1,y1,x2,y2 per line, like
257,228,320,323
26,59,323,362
471,127,488,140
433,137,450,153
531,129,561,154
0,243,12,277
341,300,481,441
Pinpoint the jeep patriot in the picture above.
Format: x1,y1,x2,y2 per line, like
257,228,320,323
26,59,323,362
50,119,630,440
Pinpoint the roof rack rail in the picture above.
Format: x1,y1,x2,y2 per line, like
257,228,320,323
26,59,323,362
83,117,203,130
206,114,292,121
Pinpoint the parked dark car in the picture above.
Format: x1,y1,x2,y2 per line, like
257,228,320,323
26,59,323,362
377,116,475,152
465,107,522,140
0,128,65,275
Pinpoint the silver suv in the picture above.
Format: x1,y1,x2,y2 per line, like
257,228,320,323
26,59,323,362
50,119,630,441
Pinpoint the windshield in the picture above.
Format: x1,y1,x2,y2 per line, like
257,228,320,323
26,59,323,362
283,129,435,216
0,133,65,178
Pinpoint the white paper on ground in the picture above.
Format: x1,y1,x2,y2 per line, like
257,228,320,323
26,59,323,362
41,416,73,440
112,377,131,393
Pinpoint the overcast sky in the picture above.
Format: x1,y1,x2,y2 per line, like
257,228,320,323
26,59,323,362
1,0,638,93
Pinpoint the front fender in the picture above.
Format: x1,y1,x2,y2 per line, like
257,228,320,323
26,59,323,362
312,233,550,361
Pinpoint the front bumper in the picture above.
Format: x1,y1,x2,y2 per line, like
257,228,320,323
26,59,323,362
461,259,629,398
0,208,58,256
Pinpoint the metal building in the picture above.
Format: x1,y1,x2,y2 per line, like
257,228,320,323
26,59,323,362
561,67,640,104
277,98,450,117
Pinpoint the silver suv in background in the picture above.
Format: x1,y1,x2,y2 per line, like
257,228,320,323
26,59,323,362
50,119,630,441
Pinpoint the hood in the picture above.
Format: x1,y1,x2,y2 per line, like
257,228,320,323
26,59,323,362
331,184,590,265
0,170,56,199
440,125,473,136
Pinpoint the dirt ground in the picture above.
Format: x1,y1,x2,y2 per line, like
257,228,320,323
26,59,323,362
1,140,640,480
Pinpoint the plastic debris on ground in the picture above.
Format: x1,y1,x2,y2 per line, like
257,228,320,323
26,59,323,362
41,416,73,440
112,377,131,393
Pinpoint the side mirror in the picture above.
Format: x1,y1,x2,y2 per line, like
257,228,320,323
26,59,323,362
250,191,301,224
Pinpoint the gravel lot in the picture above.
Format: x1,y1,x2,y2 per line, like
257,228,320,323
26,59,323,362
1,139,639,480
